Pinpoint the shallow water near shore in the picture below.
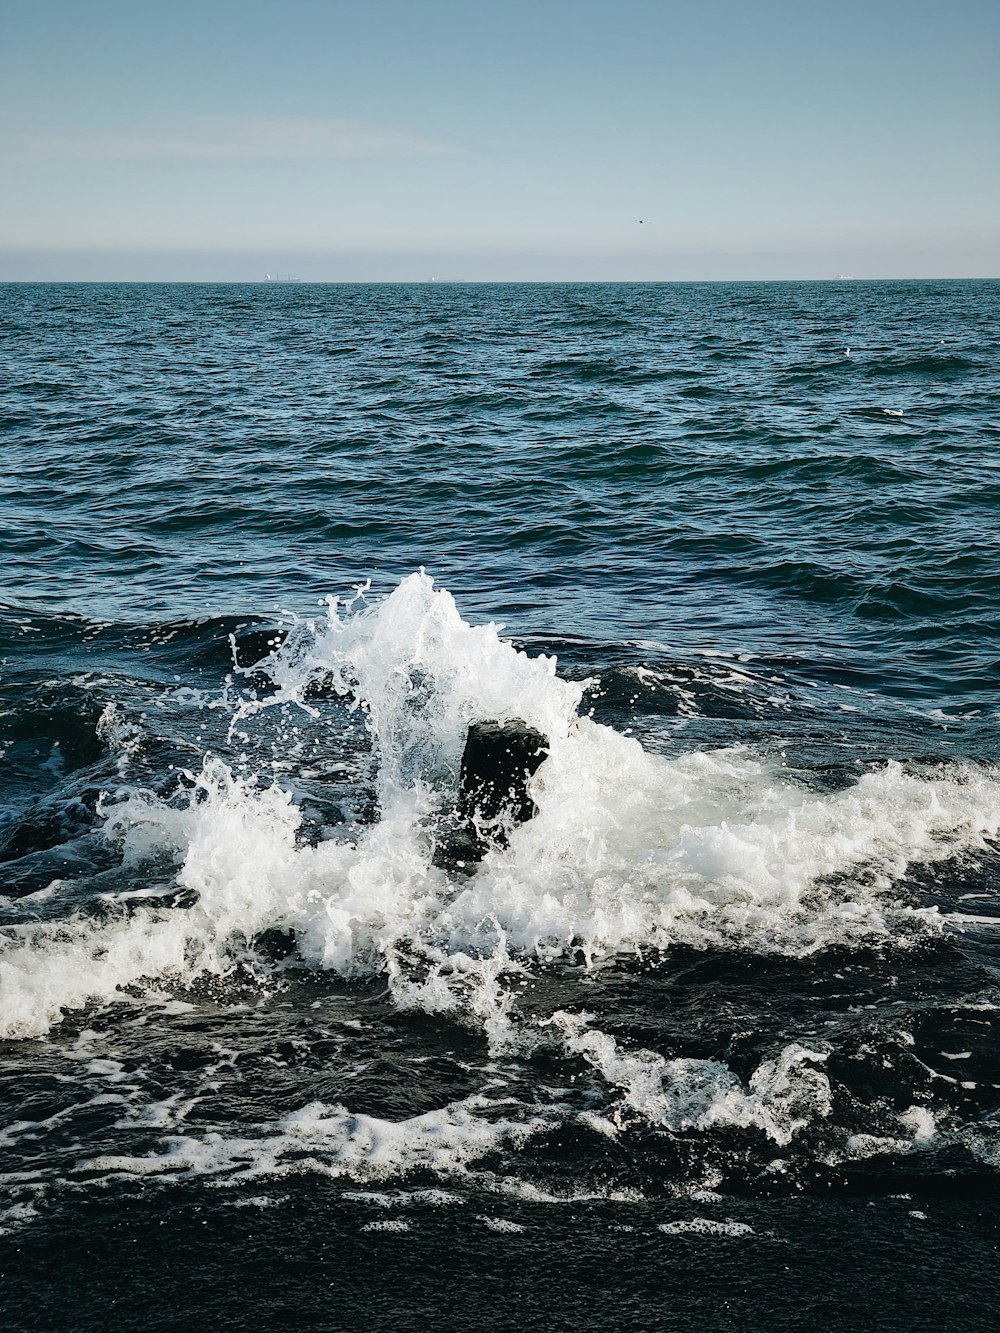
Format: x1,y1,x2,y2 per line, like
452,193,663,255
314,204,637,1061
1,280,999,1329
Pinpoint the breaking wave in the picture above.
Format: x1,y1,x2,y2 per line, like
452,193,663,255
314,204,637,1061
3,571,999,1078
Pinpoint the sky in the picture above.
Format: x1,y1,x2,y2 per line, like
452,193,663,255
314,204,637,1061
1,0,998,280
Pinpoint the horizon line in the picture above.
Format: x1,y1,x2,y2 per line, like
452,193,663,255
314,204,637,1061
2,275,998,285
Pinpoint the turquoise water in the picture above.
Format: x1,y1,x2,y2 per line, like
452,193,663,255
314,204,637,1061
1,281,998,1330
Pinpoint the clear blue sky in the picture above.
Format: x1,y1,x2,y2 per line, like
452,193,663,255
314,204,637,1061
2,0,997,279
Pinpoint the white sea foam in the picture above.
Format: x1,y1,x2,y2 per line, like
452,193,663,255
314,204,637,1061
80,1093,554,1186
342,1188,463,1207
2,571,1000,1043
0,1201,38,1236
658,1218,755,1237
899,1106,938,1141
478,1215,525,1232
485,1177,645,1204
551,1012,831,1144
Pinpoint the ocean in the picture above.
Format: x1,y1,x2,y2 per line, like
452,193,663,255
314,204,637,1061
0,279,998,1330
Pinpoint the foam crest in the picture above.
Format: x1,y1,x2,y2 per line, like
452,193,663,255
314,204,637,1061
243,571,582,800
83,1094,554,1186
551,1013,831,1145
658,1218,756,1237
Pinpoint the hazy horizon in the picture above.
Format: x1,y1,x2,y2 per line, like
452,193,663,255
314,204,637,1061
3,272,998,285
3,251,997,284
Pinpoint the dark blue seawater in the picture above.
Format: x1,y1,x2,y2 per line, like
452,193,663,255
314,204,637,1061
1,281,999,1330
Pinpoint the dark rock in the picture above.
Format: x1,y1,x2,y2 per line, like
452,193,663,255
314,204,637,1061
458,719,548,828
431,719,548,869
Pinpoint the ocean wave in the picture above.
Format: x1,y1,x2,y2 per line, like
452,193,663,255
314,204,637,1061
2,573,999,1043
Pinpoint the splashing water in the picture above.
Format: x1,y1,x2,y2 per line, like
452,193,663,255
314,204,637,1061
3,572,1000,1084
